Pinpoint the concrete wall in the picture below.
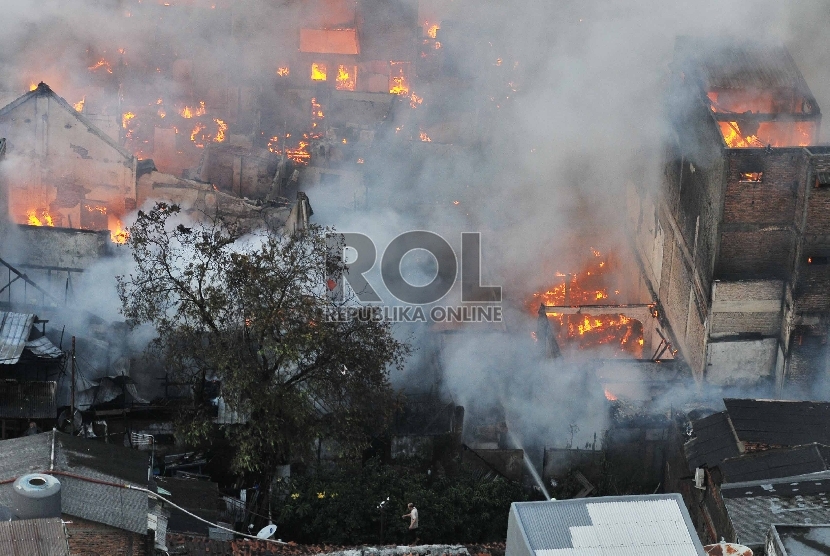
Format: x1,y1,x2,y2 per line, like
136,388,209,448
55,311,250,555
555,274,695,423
710,280,783,338
706,338,777,385
0,87,136,230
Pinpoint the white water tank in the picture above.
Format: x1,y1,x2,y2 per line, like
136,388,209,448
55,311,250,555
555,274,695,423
12,474,61,519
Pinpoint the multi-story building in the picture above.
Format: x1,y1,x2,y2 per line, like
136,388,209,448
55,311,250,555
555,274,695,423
631,38,830,390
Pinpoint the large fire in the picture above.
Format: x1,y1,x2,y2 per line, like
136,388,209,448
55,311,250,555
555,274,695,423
530,249,644,357
707,91,818,148
336,65,356,91
311,62,327,81
389,62,410,95
26,209,55,227
111,220,129,244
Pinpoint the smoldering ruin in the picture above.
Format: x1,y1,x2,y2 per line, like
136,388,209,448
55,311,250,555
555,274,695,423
2,0,830,551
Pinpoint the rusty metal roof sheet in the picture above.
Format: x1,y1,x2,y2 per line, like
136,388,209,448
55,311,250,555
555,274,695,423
0,517,69,556
508,494,705,556
0,312,35,365
0,380,57,419
25,336,64,359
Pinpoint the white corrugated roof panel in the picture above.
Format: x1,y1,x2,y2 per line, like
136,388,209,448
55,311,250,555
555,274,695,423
511,494,704,556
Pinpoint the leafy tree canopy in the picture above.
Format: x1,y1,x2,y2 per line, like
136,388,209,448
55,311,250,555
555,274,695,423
118,203,409,473
277,460,527,545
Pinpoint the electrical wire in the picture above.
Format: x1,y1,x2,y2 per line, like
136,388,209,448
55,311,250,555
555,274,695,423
0,469,286,545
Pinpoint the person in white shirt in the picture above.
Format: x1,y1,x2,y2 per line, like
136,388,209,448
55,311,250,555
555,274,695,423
402,502,419,544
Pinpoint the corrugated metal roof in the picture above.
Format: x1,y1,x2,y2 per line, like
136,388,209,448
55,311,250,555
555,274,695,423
510,494,705,556
0,312,35,365
25,337,63,359
0,517,69,556
0,381,56,419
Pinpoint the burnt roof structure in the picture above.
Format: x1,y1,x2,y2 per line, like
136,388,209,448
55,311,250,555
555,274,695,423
675,37,817,98
684,411,741,470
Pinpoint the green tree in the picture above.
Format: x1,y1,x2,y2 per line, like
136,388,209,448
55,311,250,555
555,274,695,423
117,203,409,474
277,461,527,544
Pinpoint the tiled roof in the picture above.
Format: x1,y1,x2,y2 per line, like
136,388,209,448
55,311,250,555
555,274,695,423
0,380,56,419
508,494,704,556
685,411,741,471
724,399,830,446
719,444,830,483
0,517,69,556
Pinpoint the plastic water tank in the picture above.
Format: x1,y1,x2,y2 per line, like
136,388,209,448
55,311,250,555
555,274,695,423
12,474,61,519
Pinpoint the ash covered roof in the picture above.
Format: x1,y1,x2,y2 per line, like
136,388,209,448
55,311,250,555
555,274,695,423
721,476,830,549
0,431,149,534
507,494,705,556
724,398,830,446
770,524,830,556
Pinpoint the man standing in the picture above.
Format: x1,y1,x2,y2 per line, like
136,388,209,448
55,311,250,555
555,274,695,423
402,502,418,544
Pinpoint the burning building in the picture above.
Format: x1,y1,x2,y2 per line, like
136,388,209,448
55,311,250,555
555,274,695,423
0,83,136,237
630,38,830,390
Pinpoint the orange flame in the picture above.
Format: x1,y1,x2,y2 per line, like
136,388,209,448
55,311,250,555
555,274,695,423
180,101,206,119
425,22,440,38
389,62,410,95
277,66,290,77
419,131,432,142
409,92,423,108
604,389,617,401
530,249,644,356
213,118,227,142
73,97,85,112
110,220,129,244
122,111,135,129
29,82,37,92
26,209,55,227
311,62,327,81
190,122,206,147
335,65,356,91
88,59,113,74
